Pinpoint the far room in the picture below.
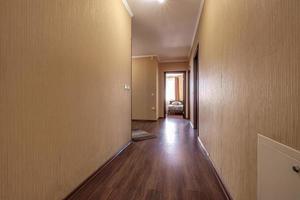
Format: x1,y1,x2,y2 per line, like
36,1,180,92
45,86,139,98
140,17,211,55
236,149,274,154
165,72,186,118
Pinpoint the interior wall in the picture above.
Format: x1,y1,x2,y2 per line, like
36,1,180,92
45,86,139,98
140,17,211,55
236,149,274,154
132,57,159,120
158,62,189,118
0,1,132,199
189,0,300,199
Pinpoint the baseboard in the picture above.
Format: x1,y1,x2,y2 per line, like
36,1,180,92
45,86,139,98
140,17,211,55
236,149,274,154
189,121,194,129
197,137,233,200
197,137,209,157
64,141,132,200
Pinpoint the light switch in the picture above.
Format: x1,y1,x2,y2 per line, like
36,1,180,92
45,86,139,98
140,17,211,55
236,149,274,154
124,84,131,91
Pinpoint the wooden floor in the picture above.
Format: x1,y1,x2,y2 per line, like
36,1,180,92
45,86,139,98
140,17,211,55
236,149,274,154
68,118,227,200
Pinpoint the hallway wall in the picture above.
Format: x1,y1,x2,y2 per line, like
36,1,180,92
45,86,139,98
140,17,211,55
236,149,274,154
189,0,300,199
132,57,159,120
0,0,132,199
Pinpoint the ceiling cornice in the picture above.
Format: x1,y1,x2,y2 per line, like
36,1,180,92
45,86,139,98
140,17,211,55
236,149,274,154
132,55,158,59
122,0,134,17
159,59,189,64
132,55,160,62
188,0,205,57
132,55,189,64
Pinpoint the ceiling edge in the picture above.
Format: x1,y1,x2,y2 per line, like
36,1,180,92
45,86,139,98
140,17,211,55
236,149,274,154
132,55,188,64
122,0,134,17
159,59,189,64
132,55,160,62
188,0,205,57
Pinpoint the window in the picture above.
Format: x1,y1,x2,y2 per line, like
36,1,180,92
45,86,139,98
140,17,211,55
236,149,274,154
166,77,175,101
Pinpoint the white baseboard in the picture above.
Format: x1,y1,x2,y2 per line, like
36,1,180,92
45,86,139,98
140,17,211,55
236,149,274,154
190,121,194,129
197,136,210,157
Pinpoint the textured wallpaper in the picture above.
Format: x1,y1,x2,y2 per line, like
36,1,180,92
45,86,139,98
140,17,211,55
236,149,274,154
0,0,132,199
189,0,300,199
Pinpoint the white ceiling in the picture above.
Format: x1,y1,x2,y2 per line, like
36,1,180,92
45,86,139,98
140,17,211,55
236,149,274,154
127,0,203,62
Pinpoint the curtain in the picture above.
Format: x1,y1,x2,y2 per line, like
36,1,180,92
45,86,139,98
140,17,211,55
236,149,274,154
166,77,175,101
175,77,179,100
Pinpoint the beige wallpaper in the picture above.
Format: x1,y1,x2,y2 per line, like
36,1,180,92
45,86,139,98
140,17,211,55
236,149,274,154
159,62,189,118
132,57,159,120
189,0,300,199
0,0,132,199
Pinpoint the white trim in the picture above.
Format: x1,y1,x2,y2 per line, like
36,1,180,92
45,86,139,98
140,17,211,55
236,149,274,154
197,137,210,157
132,55,158,59
188,0,205,57
132,55,188,64
159,59,189,64
189,121,194,129
133,55,163,62
132,55,160,62
201,141,233,200
122,0,134,17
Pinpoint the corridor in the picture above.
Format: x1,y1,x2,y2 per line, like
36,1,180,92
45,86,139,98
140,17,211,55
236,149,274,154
68,118,227,200
1,0,299,199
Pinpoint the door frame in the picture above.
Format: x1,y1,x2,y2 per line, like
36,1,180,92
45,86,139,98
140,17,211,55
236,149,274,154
164,71,187,118
187,70,191,119
193,45,199,131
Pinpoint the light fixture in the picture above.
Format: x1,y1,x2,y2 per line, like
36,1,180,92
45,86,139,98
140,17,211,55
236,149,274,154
158,0,165,4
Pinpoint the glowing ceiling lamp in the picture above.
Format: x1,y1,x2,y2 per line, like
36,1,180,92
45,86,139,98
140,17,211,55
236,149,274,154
158,0,165,4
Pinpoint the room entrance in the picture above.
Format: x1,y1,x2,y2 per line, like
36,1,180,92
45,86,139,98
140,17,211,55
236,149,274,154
164,71,186,119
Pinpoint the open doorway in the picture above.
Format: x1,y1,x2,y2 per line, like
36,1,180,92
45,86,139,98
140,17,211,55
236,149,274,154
164,71,186,119
193,45,199,133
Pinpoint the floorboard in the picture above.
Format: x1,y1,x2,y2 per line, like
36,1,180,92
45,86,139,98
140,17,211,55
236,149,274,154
67,118,227,200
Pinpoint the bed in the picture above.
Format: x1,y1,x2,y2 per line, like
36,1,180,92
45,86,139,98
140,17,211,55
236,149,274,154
167,101,184,115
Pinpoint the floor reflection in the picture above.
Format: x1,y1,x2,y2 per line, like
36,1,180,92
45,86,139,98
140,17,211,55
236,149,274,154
163,117,177,145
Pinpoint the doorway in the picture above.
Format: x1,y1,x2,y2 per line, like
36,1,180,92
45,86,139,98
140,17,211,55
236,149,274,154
193,46,199,132
164,71,186,119
188,70,191,119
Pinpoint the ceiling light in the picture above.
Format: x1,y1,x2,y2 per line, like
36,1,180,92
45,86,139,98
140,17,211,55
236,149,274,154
158,0,165,4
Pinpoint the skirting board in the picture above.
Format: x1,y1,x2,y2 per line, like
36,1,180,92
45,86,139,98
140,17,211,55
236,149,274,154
64,141,132,199
197,137,210,157
190,121,194,129
197,137,233,200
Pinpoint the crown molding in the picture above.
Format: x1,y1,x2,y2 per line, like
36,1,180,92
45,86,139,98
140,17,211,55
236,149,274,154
188,0,205,57
132,55,189,64
159,59,189,64
122,0,134,17
132,55,160,62
132,55,158,59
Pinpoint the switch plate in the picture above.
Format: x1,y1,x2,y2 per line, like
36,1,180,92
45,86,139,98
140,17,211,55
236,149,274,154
124,84,131,91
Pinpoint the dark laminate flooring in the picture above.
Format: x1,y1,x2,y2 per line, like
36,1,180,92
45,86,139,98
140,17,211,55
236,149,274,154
68,118,227,200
